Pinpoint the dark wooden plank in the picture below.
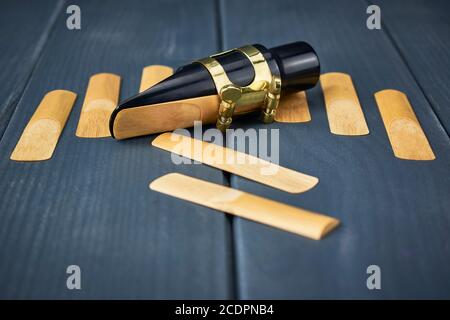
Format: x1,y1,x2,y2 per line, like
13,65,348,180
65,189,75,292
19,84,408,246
373,0,450,135
221,0,450,298
0,0,233,298
0,0,63,139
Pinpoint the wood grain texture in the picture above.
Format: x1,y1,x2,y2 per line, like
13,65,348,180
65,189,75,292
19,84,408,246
221,0,450,299
0,0,232,299
374,0,450,136
152,132,319,193
139,65,174,92
11,90,76,161
0,0,63,138
375,89,435,160
2,0,450,300
320,72,369,135
275,91,311,123
76,73,121,138
150,173,339,240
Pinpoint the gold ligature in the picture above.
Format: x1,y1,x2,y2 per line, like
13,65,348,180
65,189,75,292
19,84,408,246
196,45,282,131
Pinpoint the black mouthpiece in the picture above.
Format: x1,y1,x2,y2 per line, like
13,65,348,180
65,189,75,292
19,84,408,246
110,41,320,136
269,41,320,91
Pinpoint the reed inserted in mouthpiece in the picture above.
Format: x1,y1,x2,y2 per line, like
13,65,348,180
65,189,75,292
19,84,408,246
110,41,320,140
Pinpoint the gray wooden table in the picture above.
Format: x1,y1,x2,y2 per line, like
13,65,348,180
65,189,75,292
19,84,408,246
0,0,449,299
